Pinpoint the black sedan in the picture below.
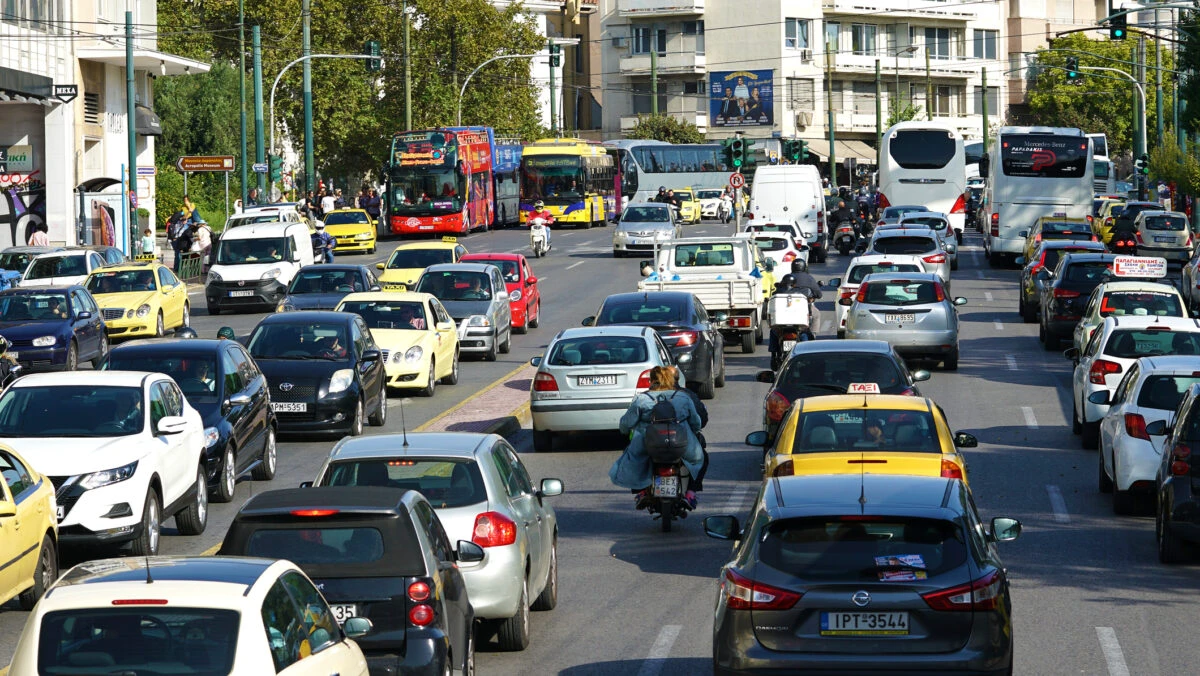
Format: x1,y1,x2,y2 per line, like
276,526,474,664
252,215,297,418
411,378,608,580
1017,240,1106,323
583,290,725,399
0,286,107,370
1037,252,1118,349
103,337,278,502
277,263,381,312
246,310,387,436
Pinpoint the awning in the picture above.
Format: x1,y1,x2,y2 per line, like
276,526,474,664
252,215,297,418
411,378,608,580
76,177,121,192
135,104,162,136
802,139,832,160
76,48,210,76
838,140,877,163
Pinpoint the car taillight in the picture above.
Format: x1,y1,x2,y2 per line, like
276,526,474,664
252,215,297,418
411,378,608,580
940,459,964,479
112,599,169,606
723,568,802,611
1124,413,1149,441
637,369,651,389
1087,215,1094,224
877,192,890,210
855,282,870,303
472,511,518,547
990,212,999,237
1034,233,1042,243
654,465,677,477
780,330,799,340
772,460,794,477
1171,443,1191,476
1054,288,1081,299
766,390,790,423
922,569,1003,611
534,372,559,392
407,580,431,602
782,251,797,262
934,282,946,302
950,193,966,214
1187,233,1194,247
746,211,754,220
839,288,855,306
1088,358,1122,385
664,330,698,347
290,509,339,517
817,211,824,234
409,604,435,626
923,253,947,264
1136,231,1144,244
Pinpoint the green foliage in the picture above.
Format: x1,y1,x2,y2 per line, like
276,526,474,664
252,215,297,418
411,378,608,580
625,114,706,144
1149,142,1200,195
1178,12,1200,136
885,100,923,127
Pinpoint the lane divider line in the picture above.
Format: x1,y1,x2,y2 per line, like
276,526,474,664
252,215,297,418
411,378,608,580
994,319,1004,331
985,292,994,302
722,486,750,514
1006,354,1018,371
976,270,985,279
566,261,585,270
1045,484,1071,524
821,319,833,333
635,625,682,676
1095,627,1131,676
1021,406,1038,429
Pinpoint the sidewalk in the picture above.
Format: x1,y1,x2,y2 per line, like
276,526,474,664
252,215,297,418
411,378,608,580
415,364,534,438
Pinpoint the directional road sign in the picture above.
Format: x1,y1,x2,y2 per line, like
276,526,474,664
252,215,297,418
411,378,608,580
252,162,268,173
176,155,236,172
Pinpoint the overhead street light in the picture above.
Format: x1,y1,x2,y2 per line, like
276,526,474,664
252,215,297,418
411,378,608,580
893,45,918,111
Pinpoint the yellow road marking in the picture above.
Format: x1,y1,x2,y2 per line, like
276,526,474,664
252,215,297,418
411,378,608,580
202,542,221,556
414,362,531,432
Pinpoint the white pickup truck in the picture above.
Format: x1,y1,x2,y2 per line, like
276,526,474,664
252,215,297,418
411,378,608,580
638,237,768,353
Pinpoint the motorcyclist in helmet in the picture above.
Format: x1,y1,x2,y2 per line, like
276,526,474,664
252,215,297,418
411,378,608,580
790,258,823,299
654,186,670,204
527,200,554,250
832,199,861,236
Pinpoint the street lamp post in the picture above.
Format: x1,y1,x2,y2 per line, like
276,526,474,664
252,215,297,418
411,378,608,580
893,45,918,116
456,38,578,129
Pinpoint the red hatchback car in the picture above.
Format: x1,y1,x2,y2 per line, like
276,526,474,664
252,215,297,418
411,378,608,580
460,253,542,333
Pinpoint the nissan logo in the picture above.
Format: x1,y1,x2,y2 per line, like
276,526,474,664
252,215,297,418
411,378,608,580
851,590,871,607
279,382,294,392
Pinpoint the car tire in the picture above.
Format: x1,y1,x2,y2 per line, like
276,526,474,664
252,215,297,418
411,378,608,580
483,339,498,362
1112,487,1136,515
129,490,161,556
214,446,237,503
714,351,726,388
1158,503,1188,563
64,339,78,371
988,252,1003,267
532,538,558,611
499,328,512,354
950,258,959,271
252,426,277,481
370,384,388,425
18,533,57,611
741,332,755,354
350,397,365,436
1020,295,1036,323
495,577,531,651
208,305,221,315
155,311,165,337
515,309,529,335
533,429,554,453
943,349,959,371
1098,447,1113,493
697,359,716,400
442,351,460,385
1081,420,1100,450
175,466,209,536
1072,399,1082,435
529,303,540,329
91,333,108,368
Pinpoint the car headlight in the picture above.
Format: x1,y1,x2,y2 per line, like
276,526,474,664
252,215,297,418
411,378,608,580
355,232,373,240
261,268,281,280
328,368,354,394
404,346,423,363
204,426,220,449
32,335,55,347
277,301,296,313
614,230,628,239
136,304,152,318
656,230,673,239
79,461,138,490
207,270,222,283
467,315,490,327
509,289,522,302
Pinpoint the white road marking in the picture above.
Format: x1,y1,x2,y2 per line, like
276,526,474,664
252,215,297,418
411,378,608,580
1021,406,1038,429
821,319,833,333
1095,627,1131,676
1006,354,1017,371
566,261,585,270
636,625,682,676
722,486,750,514
1045,484,1070,524
984,292,994,302
993,319,1004,331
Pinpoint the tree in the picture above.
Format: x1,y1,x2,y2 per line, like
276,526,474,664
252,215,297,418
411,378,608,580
1150,141,1200,195
625,114,706,143
886,100,923,128
1177,12,1200,136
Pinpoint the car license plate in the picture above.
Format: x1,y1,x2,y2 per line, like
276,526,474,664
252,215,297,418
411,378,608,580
329,604,357,625
652,474,678,498
886,314,916,323
781,340,797,353
228,290,254,297
1154,236,1175,243
820,611,909,636
271,402,307,413
577,375,618,386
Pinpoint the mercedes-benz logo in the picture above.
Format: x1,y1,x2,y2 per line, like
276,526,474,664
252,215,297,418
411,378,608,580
238,280,246,287
851,590,871,607
279,382,294,392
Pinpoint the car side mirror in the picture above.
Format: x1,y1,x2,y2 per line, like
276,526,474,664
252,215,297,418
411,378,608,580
745,430,770,447
369,285,381,292
1145,419,1168,436
755,370,775,384
228,393,252,407
952,297,968,306
361,347,381,362
538,478,564,498
77,311,92,320
1018,230,1029,238
827,278,840,287
582,316,595,326
375,262,386,270
436,321,455,331
299,480,314,488
990,516,1022,542
527,276,538,285
530,356,542,367
343,616,373,639
292,251,302,262
953,432,978,448
456,540,485,563
1063,347,1080,362
1014,257,1026,266
1035,269,1051,281
910,369,931,382
703,515,741,541
1087,390,1111,405
156,416,188,435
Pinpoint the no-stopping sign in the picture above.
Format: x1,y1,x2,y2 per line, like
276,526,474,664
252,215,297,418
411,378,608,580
729,173,745,189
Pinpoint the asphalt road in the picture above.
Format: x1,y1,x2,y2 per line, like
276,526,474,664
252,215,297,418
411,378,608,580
4,222,1200,675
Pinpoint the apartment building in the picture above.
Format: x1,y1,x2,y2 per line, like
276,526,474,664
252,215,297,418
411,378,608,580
1007,0,1104,118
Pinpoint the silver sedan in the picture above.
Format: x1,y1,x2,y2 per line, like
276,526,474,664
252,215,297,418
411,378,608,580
612,203,682,257
843,271,967,370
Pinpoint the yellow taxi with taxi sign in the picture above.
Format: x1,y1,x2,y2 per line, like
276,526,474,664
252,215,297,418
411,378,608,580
746,387,975,481
83,261,190,339
335,291,460,396
322,208,377,254
1071,256,1188,350
376,237,468,291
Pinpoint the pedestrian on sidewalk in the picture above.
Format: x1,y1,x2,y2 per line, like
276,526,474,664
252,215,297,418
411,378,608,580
27,223,49,246
366,189,382,221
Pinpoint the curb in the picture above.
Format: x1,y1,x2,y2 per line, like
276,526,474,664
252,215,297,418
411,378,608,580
481,401,532,441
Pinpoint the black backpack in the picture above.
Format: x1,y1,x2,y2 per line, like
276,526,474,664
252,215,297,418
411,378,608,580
642,392,689,462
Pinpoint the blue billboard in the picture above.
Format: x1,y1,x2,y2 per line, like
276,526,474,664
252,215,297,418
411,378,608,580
709,70,774,127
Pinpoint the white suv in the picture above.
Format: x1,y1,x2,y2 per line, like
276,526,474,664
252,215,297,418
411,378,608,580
7,556,372,675
0,371,208,554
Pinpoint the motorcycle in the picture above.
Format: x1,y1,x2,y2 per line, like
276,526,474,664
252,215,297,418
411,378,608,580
0,336,23,389
717,198,732,224
834,221,858,256
767,286,816,371
1110,232,1137,256
647,460,692,532
529,218,551,257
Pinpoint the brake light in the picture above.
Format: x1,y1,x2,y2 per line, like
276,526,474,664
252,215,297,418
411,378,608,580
1033,233,1042,243
934,282,946,302
898,386,917,396
766,390,790,423
408,580,431,602
637,369,651,389
745,211,754,220
923,253,947,264
654,465,677,477
877,192,890,210
1124,413,1149,441
1187,233,1194,247
781,330,799,340
409,604,435,626
773,460,794,477
728,316,751,328
782,251,797,262
940,459,964,479
1088,358,1122,385
1171,443,1191,476
663,330,698,347
1087,215,1094,224
990,212,999,237
950,193,966,214
855,282,870,303
1053,288,1081,299
723,568,802,611
922,569,1003,611
1136,231,1144,244
817,210,824,234
290,509,339,517
534,372,559,392
472,511,518,547
112,599,169,606
839,289,855,306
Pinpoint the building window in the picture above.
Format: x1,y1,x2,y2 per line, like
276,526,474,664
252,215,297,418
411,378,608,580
1,0,17,25
933,84,956,116
825,21,840,53
684,80,706,112
785,18,810,50
973,86,1000,115
683,20,705,54
1054,0,1073,22
632,26,652,55
925,27,951,60
656,28,667,55
84,92,102,125
632,84,667,115
853,81,876,113
851,24,877,55
787,77,815,110
972,29,997,59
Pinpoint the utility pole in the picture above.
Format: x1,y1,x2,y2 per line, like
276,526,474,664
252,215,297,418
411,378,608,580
253,26,266,198
302,0,314,193
1155,35,1164,147
925,48,932,118
125,11,137,232
874,58,882,167
650,50,658,116
239,0,247,205
1138,37,1146,199
550,38,559,134
981,67,989,152
403,0,412,129
826,51,837,189
1176,78,1184,152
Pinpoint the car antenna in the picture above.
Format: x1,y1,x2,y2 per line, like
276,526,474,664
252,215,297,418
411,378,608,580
400,396,410,449
858,473,867,514
145,553,153,584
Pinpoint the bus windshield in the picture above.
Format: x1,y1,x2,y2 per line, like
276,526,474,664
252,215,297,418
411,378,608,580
521,155,585,205
388,167,464,215
1001,134,1089,178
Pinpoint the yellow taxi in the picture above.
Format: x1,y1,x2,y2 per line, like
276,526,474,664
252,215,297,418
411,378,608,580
748,391,975,481
1094,197,1127,243
84,261,190,339
1020,216,1096,264
336,291,460,396
322,208,377,254
0,444,58,610
376,237,468,291
672,187,702,224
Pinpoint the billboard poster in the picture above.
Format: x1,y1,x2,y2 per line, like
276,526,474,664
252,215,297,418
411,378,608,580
709,70,774,127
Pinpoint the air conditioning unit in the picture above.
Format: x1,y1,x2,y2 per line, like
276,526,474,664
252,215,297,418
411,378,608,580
800,48,813,62
612,36,627,48
795,111,813,129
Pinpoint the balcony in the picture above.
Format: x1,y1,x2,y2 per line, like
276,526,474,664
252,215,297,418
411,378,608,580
831,111,984,136
832,52,980,80
621,112,708,131
619,51,706,75
822,0,977,21
618,0,704,17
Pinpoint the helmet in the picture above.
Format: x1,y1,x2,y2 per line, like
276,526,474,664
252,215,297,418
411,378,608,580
534,200,545,210
174,327,199,339
658,186,666,192
314,221,325,229
791,258,808,273
217,326,236,340
780,274,797,289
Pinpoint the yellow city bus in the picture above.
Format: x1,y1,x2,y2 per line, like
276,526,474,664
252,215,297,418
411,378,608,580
519,138,616,228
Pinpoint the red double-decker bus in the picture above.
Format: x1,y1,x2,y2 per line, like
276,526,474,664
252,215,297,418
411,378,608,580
384,128,495,235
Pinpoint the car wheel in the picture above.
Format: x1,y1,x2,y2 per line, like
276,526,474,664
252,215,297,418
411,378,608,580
1020,295,1036,323
533,429,554,453
1158,502,1188,563
988,252,1003,267
214,446,237,503
483,339,498,362
129,491,161,556
155,312,165,337
499,328,512,354
175,466,209,536
350,397,364,436
208,305,221,315
714,350,726,388
1072,399,1082,435
1081,419,1100,450
950,258,959,271
252,426,277,481
516,309,529,335
442,351,460,385
463,625,476,676
91,333,108,368
741,332,755,354
182,302,191,328
420,361,437,397
369,384,388,425
529,302,540,329
943,349,959,371
1097,446,1113,493
698,358,716,400
64,339,78,371
532,538,558,611
18,534,57,610
495,577,531,651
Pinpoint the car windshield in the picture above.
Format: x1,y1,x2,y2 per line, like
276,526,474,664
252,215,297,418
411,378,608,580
1145,214,1187,231
323,212,370,225
0,385,143,436
757,517,967,581
246,527,386,564
598,300,685,324
673,243,735,267
848,263,921,284
0,252,35,272
229,214,287,226
547,336,649,365
754,237,790,252
38,608,239,676
26,255,85,280
414,270,492,301
676,191,695,200
215,237,289,265
862,279,942,306
339,299,428,330
1041,247,1097,270
0,293,69,321
387,248,455,269
791,408,938,453
780,353,905,392
104,355,220,403
696,189,722,200
323,459,487,508
623,207,671,223
1100,291,1182,318
287,269,365,294
872,237,936,255
86,269,157,294
247,323,350,360
1064,261,1113,283
1104,329,1200,358
1137,375,1200,411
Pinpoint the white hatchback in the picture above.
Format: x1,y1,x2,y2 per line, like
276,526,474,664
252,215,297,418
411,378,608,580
827,254,924,338
6,556,372,675
750,232,807,272
20,249,109,288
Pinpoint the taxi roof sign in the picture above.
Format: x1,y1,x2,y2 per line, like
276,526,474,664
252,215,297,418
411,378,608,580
1112,256,1167,279
848,383,881,394
441,236,458,243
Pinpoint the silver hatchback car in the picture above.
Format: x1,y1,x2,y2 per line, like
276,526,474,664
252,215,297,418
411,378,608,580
530,325,679,452
897,212,959,271
612,203,682,257
413,262,514,361
843,271,967,370
864,228,952,289
310,432,563,651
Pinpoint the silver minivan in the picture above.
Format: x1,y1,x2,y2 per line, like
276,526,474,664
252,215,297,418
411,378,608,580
864,229,952,290
843,271,967,370
413,262,513,361
1134,210,1192,262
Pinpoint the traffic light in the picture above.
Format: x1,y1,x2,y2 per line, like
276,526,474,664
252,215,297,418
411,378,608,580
1110,13,1127,40
730,137,745,168
783,140,802,162
363,40,381,72
269,154,282,182
1136,154,1150,176
799,140,809,161
1065,57,1079,80
743,138,757,165
549,44,561,68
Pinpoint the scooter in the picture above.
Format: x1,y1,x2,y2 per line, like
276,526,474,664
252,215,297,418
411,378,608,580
834,221,858,256
767,286,816,371
1110,232,1137,256
646,460,692,532
717,198,732,223
0,336,23,389
530,218,551,257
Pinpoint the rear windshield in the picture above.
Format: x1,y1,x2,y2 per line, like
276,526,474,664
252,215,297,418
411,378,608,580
888,130,956,170
1063,261,1112,283
1041,248,1097,270
246,526,386,564
791,408,938,454
882,206,924,220
1041,221,1089,234
1100,291,1182,318
673,243,735,267
287,269,367,294
862,279,942,306
779,353,907,395
899,217,947,232
758,517,967,582
1103,329,1200,359
754,238,790,252
1137,375,1200,411
547,336,649,366
872,236,936,255
322,459,486,508
848,263,921,284
39,607,239,675
1144,214,1187,231
26,255,85,280
597,300,685,325
0,252,35,272
387,248,454,269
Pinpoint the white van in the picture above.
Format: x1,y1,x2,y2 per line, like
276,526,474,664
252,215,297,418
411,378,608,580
204,222,315,314
747,164,826,262
223,203,309,230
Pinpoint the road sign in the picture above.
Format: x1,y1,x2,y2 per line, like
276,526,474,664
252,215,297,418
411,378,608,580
252,162,268,173
176,155,236,172
1112,256,1167,278
729,173,746,189
136,166,156,176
